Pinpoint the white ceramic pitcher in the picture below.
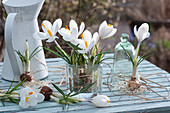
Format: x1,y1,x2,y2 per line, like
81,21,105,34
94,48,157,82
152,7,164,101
2,0,48,81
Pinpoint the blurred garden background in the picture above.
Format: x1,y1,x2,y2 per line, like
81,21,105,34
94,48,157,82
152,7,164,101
0,0,170,72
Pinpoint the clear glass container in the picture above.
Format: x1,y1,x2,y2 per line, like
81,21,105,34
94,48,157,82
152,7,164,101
113,33,135,77
65,64,103,99
110,33,135,94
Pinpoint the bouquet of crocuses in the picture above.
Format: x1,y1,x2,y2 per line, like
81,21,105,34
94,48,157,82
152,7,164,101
33,19,117,96
33,19,117,66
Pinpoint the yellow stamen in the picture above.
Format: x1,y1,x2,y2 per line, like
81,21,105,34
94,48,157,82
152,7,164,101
25,97,29,102
65,25,72,34
41,23,47,29
47,29,53,37
108,24,112,27
81,34,88,48
29,92,33,95
65,25,69,30
81,34,85,40
41,22,53,37
85,41,88,48
107,100,109,103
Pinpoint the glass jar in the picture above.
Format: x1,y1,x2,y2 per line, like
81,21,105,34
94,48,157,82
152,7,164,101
113,33,135,77
111,33,135,94
65,64,103,98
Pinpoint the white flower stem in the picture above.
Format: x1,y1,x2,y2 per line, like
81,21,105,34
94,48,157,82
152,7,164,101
132,43,141,78
54,40,62,48
67,96,86,102
52,92,86,102
50,95,72,104
53,40,69,59
134,43,141,59
0,93,5,96
50,95,59,103
0,91,18,94
52,92,62,98
25,61,30,73
0,93,19,98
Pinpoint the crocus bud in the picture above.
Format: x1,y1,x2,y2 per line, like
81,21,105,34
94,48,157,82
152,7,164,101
91,95,110,107
24,39,30,73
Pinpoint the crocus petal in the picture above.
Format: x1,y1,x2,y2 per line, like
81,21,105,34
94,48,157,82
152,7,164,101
138,23,149,35
134,23,150,43
19,98,29,109
20,87,31,97
100,26,113,39
92,32,99,44
146,32,150,37
59,28,71,36
53,18,62,34
28,95,38,106
83,30,92,45
103,28,117,39
72,27,79,38
140,32,150,42
63,36,72,42
78,22,85,36
86,40,95,50
69,19,78,33
20,89,28,97
37,32,50,39
42,20,52,35
36,93,45,102
99,21,107,35
33,32,50,40
78,39,86,49
46,36,58,42
137,23,149,40
134,25,138,39
71,39,80,45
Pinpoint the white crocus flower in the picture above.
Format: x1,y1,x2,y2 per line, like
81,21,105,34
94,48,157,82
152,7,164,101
99,21,117,39
59,19,85,45
91,95,110,107
134,23,150,43
33,19,62,42
77,30,99,54
19,87,44,109
133,23,150,59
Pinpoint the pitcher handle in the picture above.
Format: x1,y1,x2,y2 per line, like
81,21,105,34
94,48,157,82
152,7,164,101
5,13,20,77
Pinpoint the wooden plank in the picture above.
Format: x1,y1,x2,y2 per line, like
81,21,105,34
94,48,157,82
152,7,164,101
0,53,170,113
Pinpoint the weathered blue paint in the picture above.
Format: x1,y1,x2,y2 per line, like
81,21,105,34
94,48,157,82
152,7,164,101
0,53,170,113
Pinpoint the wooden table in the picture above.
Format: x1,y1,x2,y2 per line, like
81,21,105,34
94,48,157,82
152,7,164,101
0,53,170,113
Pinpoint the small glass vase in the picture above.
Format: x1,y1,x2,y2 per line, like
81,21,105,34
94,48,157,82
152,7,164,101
112,33,134,78
110,34,144,95
65,64,103,98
